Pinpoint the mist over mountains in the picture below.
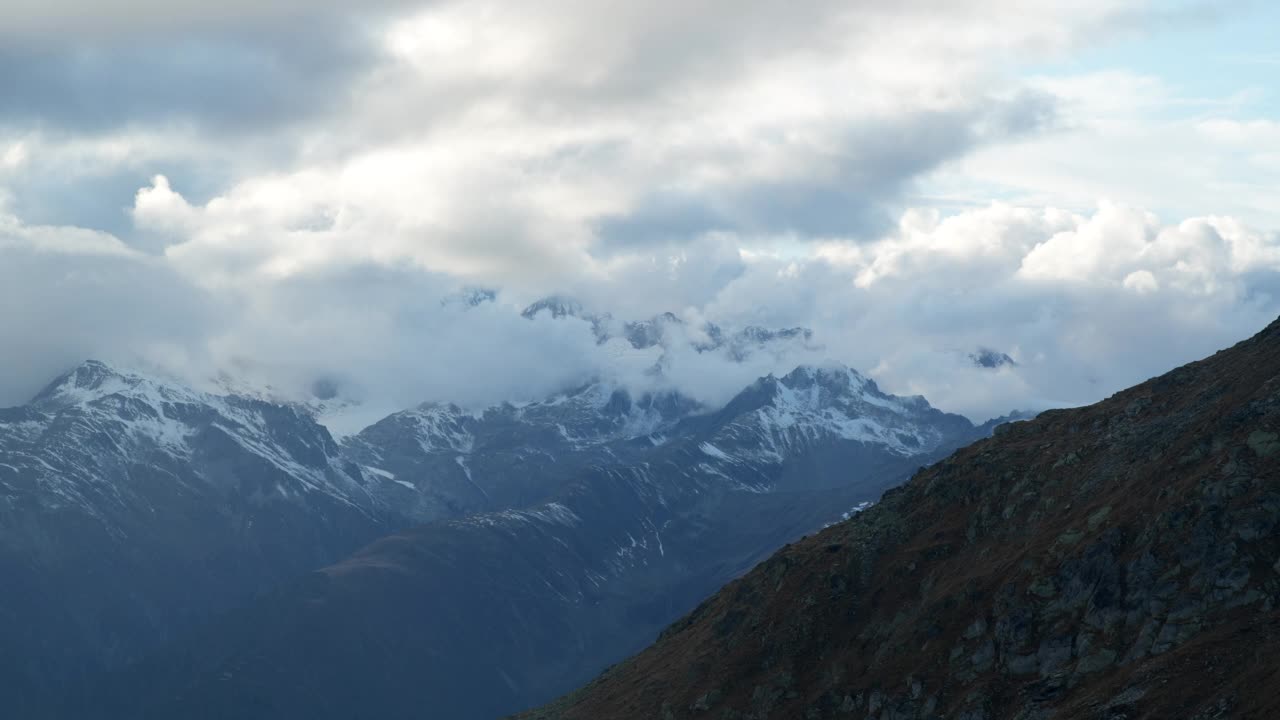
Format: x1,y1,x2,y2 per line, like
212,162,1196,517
4,2,1279,718
13,293,1032,442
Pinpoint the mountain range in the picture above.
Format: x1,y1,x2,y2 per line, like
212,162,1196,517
0,311,1021,718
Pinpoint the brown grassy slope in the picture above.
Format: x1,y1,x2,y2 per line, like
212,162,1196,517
520,316,1280,720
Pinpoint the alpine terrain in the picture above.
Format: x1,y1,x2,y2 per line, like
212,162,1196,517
0,309,1019,719
91,366,1007,719
5,3,1273,720
521,317,1280,720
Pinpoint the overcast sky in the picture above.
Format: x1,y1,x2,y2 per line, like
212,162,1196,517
2,0,1279,425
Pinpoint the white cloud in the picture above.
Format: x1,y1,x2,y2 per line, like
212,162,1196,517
701,202,1280,419
940,67,1280,229
2,197,1278,428
0,213,220,406
97,0,1128,293
1,0,1277,432
0,211,139,257
1,141,27,171
1018,202,1159,283
1123,269,1159,293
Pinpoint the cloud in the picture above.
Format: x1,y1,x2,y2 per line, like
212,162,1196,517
0,213,221,406
1,0,1119,246
723,202,1280,420
1123,270,1159,293
5,196,1278,433
941,64,1280,229
0,28,372,136
595,93,1058,247
0,0,418,38
1,0,1277,432
88,0,1098,281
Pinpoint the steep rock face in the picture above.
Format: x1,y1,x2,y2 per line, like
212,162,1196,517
0,362,394,711
107,364,997,720
522,318,1280,720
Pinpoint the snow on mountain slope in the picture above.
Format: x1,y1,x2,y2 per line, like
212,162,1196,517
341,381,705,521
577,363,983,504
5,360,376,520
3,358,991,534
416,361,989,595
723,365,974,459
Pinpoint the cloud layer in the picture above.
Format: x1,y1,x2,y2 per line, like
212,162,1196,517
6,198,1278,428
1,0,1277,430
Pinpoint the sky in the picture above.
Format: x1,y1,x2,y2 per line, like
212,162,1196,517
2,0,1279,426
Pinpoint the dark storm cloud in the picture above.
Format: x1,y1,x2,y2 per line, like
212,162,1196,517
0,0,426,37
0,19,377,136
595,92,1058,247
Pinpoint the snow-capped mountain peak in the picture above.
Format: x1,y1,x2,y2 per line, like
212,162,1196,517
780,363,870,392
520,295,586,320
8,359,376,523
398,402,477,454
28,360,198,412
708,362,977,461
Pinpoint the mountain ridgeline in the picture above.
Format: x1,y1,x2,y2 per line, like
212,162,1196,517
521,317,1280,720
96,366,999,719
0,311,1017,720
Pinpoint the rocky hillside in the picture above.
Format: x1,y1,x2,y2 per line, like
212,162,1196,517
522,317,1280,720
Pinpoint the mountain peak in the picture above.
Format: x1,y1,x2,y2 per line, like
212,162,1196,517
710,325,817,361
442,287,498,308
521,295,586,320
780,364,869,391
29,359,199,412
970,347,1016,368
30,360,137,407
621,312,685,349
707,362,977,459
